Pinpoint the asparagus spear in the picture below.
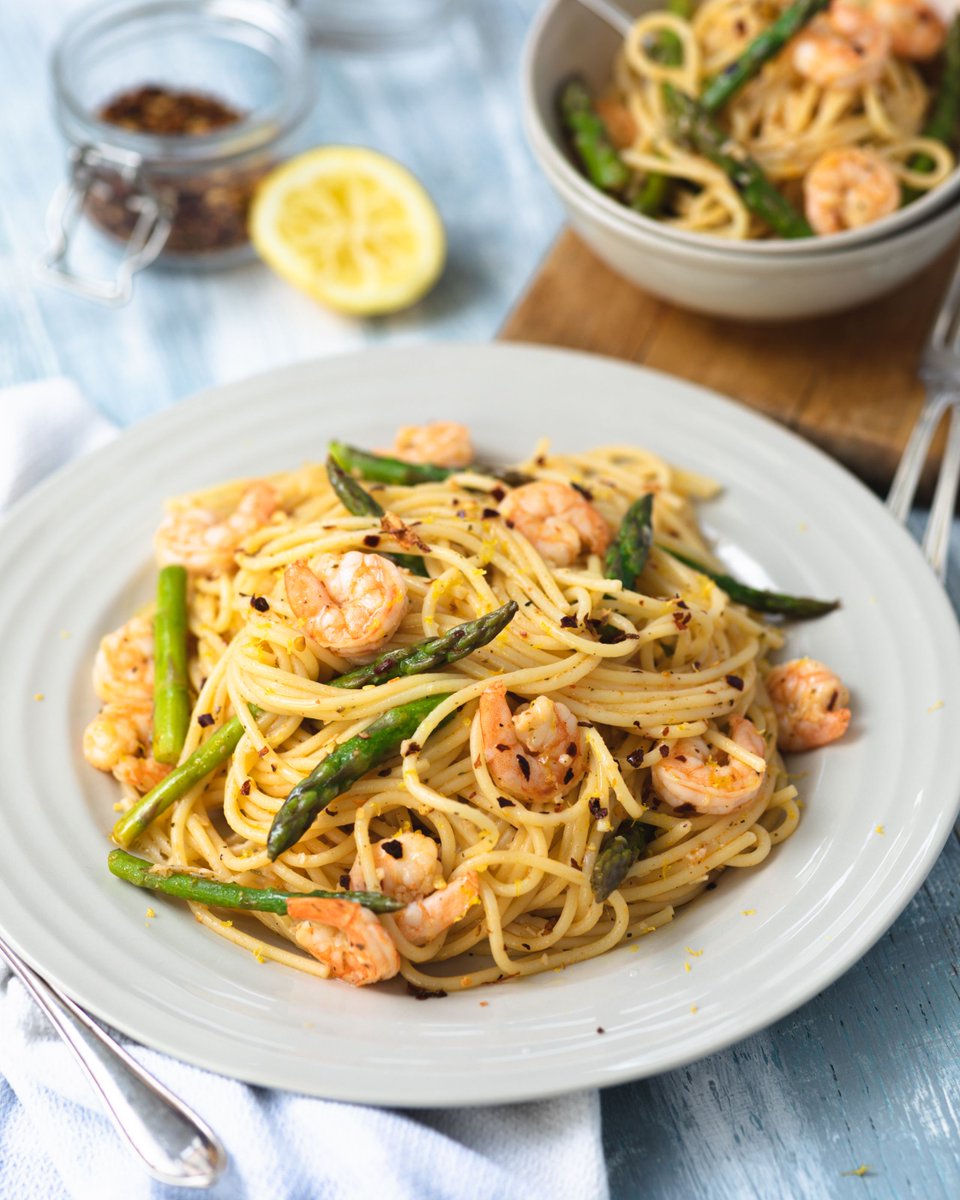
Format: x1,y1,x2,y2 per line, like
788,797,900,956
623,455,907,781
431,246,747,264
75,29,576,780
605,494,654,590
329,441,530,490
699,0,828,112
108,848,402,913
113,705,264,848
329,441,455,486
903,16,960,203
557,76,632,194
267,693,451,860
662,545,839,618
152,565,190,765
113,605,515,848
330,601,518,690
591,820,653,902
663,85,814,238
325,455,429,577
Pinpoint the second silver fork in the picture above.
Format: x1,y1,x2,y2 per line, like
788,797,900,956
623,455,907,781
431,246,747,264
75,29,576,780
887,250,960,581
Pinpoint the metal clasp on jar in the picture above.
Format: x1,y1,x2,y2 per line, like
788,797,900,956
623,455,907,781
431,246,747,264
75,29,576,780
36,144,172,306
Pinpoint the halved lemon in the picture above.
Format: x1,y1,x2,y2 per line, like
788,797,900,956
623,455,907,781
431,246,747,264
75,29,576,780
250,146,446,315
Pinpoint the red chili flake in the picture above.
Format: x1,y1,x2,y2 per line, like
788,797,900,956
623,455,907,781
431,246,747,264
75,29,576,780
456,509,467,519
93,87,253,255
495,742,509,752
596,1027,605,1035
675,754,687,763
404,741,421,756
676,600,688,610
588,798,608,820
504,518,515,529
363,534,381,548
197,713,214,728
566,742,577,757
406,983,448,1000
627,748,646,768
240,779,251,796
672,610,692,630
827,690,838,711
516,755,531,780
250,595,270,612
725,674,744,691
339,873,351,889
659,744,670,758
381,839,403,859
535,455,546,467
571,482,593,501
570,858,581,870
258,746,269,758
563,768,574,784
490,486,506,503
481,507,499,519
560,616,578,628
497,796,515,808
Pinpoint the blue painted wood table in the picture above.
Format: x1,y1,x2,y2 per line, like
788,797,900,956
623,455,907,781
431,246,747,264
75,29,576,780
1,2,957,1197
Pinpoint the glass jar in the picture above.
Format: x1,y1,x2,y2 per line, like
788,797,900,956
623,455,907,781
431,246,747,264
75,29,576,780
294,0,456,49
40,0,313,304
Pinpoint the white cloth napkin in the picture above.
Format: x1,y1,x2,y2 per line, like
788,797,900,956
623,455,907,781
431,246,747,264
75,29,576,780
0,379,609,1200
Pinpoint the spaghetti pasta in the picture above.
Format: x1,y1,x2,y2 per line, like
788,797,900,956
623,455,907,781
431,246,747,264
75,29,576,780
596,0,954,237
88,435,840,992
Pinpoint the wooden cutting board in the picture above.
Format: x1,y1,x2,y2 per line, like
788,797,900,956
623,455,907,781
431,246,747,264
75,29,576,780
499,229,958,496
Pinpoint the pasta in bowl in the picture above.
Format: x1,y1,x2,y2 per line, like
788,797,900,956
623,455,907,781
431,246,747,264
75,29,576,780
558,0,957,241
88,421,849,993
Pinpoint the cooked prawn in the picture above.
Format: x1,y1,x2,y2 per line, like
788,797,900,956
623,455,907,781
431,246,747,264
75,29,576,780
93,613,154,705
83,702,171,794
596,96,637,149
287,898,400,987
393,871,481,947
831,0,945,60
651,715,766,816
478,680,586,805
803,146,900,234
499,481,610,567
284,551,408,659
792,14,890,89
348,832,481,945
348,830,443,904
766,658,851,752
392,422,473,468
154,481,278,574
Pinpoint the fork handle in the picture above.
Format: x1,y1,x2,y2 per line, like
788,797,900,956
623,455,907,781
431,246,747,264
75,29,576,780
887,389,954,523
0,935,226,1189
923,399,960,582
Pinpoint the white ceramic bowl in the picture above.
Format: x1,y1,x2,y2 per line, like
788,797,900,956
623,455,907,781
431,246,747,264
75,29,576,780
522,0,960,319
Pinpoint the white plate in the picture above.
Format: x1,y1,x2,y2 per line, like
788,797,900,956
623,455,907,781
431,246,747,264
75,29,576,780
1,344,957,1107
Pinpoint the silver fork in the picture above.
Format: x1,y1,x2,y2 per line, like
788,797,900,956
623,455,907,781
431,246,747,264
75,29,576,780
0,932,226,1187
886,251,960,582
